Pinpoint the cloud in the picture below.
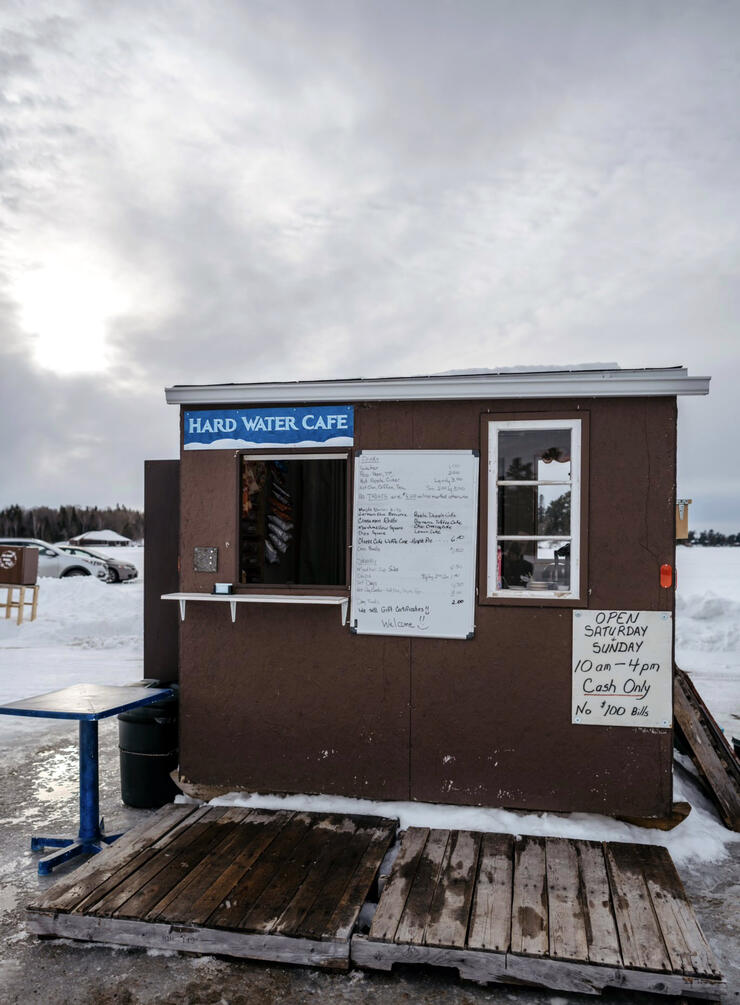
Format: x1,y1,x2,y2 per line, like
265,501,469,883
0,1,738,523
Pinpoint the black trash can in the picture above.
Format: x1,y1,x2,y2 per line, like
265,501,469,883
119,684,179,808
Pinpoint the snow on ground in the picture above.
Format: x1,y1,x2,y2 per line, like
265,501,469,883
0,574,143,753
207,765,734,865
675,545,740,737
0,545,738,863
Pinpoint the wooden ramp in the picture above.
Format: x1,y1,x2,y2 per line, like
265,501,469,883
675,666,740,831
28,804,397,970
352,828,724,999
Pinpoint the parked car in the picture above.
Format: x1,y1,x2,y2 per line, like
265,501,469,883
57,544,138,584
0,538,108,580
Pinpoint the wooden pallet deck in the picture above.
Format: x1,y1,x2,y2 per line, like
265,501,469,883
352,828,725,999
675,666,740,831
28,804,397,970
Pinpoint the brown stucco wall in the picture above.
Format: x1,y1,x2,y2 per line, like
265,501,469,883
175,395,676,817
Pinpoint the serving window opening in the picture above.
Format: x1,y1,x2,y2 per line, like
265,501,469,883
239,454,347,586
487,418,581,599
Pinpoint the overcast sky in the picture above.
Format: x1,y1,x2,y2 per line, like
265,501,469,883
1,0,738,530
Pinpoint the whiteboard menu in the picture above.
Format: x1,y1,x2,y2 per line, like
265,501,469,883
350,451,479,639
572,610,673,729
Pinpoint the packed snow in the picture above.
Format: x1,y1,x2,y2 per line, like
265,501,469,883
0,547,143,750
675,546,740,737
0,544,738,864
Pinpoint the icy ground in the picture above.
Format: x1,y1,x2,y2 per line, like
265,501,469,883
0,545,738,1002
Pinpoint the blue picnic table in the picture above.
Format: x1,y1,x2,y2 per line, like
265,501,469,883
0,683,174,874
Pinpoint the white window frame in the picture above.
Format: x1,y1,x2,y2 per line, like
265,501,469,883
487,418,581,600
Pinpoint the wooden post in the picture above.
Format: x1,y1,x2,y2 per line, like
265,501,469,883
1,585,39,624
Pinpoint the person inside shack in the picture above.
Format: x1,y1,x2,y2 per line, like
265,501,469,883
501,541,533,587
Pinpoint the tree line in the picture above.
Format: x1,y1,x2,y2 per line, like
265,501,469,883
0,505,144,543
680,529,740,546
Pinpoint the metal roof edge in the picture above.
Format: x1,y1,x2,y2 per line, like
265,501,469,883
164,369,710,405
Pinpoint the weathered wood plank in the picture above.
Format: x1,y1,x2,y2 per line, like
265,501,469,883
510,835,548,957
393,828,449,945
326,821,397,941
149,809,274,921
297,820,374,941
467,832,513,952
604,841,671,972
423,830,481,949
574,840,622,967
352,933,510,985
505,949,725,999
162,809,294,926
89,809,234,917
351,935,725,999
270,820,352,937
28,911,350,970
33,804,202,913
674,671,740,831
73,805,218,915
208,813,314,929
546,837,589,962
368,828,428,942
636,844,721,978
138,809,254,922
112,812,247,918
241,815,355,935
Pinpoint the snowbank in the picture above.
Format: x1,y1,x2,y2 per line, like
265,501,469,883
0,577,144,752
675,547,740,736
207,764,736,865
0,577,142,652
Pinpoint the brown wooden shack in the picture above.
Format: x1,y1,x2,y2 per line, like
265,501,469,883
148,365,710,819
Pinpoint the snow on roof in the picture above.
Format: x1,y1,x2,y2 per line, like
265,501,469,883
432,362,621,375
165,365,710,405
72,530,132,543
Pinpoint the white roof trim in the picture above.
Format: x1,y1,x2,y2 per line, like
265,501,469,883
165,367,710,405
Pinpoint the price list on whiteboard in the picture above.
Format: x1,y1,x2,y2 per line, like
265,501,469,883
350,450,479,639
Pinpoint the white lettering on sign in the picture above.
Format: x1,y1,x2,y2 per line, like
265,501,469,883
0,550,18,570
572,610,672,729
188,416,238,434
350,451,478,640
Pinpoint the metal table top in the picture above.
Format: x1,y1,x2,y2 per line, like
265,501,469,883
0,683,174,721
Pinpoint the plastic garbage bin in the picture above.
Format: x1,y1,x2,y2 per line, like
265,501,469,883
118,684,179,808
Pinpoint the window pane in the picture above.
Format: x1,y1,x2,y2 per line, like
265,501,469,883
240,457,346,586
498,486,571,536
497,428,572,481
496,539,571,591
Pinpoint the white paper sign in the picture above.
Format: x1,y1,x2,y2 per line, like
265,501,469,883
572,610,672,728
350,450,478,639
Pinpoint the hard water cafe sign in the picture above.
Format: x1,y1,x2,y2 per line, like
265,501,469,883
572,610,672,729
183,406,354,450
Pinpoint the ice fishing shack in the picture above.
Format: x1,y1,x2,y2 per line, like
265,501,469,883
147,365,710,819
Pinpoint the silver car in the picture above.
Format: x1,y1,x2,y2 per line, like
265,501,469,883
58,545,138,584
0,538,108,579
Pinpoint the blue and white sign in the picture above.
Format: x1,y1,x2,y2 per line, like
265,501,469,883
184,406,354,450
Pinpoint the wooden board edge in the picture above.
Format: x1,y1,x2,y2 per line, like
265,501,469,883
27,911,349,970
506,953,727,999
27,804,203,912
351,933,508,985
351,937,726,999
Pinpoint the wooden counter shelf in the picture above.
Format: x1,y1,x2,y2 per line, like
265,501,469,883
161,592,349,625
